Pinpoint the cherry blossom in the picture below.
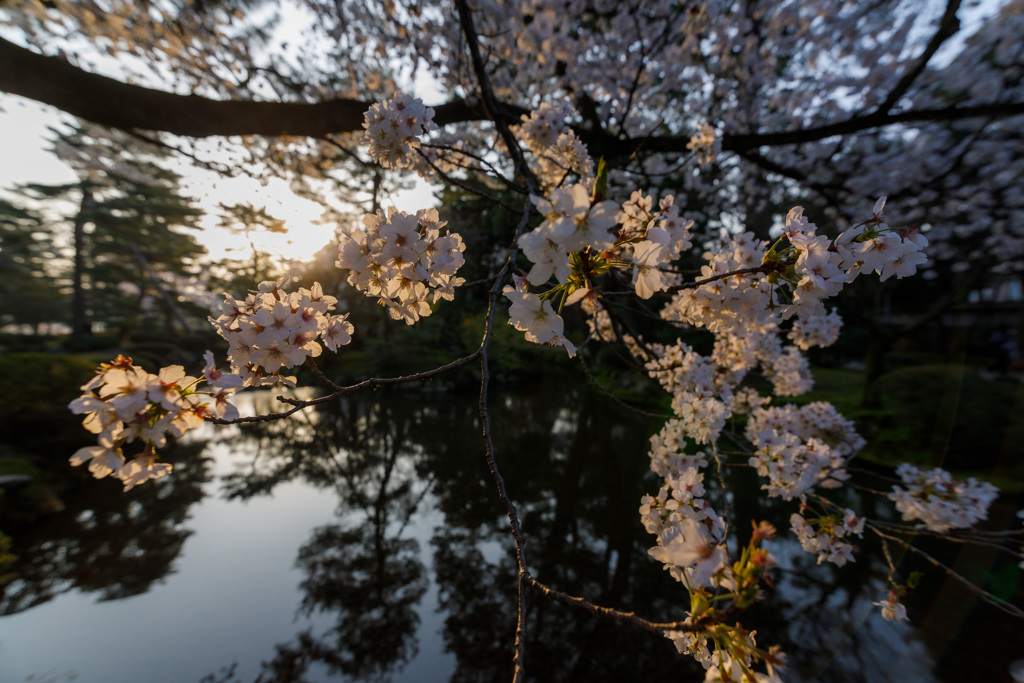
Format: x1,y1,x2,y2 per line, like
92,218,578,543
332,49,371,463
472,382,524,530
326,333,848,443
68,354,241,490
889,464,999,532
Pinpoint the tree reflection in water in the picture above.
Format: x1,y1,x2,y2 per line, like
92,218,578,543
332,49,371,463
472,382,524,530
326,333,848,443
1,440,209,615
212,380,952,682
5,383,1012,681
217,393,431,682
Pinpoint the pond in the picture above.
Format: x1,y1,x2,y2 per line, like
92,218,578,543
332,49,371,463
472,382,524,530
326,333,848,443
1,382,1022,682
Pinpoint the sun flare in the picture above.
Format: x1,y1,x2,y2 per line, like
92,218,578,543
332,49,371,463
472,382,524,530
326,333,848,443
185,175,337,263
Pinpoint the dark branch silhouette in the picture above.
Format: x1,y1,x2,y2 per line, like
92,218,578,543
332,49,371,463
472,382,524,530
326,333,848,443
4,35,1023,157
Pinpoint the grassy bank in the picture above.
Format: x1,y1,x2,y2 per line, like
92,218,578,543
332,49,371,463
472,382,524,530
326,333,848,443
793,364,1024,492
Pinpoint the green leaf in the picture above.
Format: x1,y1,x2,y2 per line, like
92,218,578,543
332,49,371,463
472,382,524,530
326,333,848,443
592,157,608,202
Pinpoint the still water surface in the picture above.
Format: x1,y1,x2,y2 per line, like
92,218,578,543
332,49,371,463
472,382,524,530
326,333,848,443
1,383,1021,682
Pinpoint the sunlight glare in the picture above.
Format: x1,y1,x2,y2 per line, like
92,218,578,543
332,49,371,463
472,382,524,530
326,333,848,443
183,174,336,263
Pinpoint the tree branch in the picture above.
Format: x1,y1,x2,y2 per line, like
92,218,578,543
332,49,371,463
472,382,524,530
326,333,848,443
6,35,1021,160
0,36,510,137
874,0,961,115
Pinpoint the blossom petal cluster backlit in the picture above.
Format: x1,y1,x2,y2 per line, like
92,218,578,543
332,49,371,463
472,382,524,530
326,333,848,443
208,281,353,387
69,354,241,490
337,207,466,325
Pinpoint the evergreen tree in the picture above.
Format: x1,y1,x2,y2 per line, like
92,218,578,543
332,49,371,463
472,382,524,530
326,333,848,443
19,124,206,338
0,197,66,332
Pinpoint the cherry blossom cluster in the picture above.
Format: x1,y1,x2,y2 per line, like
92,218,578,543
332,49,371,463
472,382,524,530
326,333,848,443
747,402,865,459
509,183,694,351
336,207,466,325
68,353,241,490
660,200,925,332
518,183,619,287
646,420,712,480
617,191,695,299
641,415,730,590
748,433,844,502
361,93,436,170
760,343,814,397
512,103,594,186
686,123,719,166
790,508,865,567
788,308,843,350
208,281,354,387
629,201,904,639
639,327,822,452
641,419,783,682
644,341,732,445
770,198,928,319
745,403,863,500
513,102,573,152
654,514,782,679
660,230,774,334
888,464,999,532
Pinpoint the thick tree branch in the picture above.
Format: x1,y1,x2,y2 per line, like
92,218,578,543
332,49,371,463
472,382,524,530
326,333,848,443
4,34,1023,157
0,36,506,137
717,102,1024,152
874,0,961,115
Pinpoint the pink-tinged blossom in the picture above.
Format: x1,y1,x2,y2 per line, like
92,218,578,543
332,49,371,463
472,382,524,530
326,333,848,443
69,426,124,479
322,315,355,352
147,365,195,411
337,208,466,324
503,286,576,357
649,517,728,588
872,195,887,216
632,241,670,299
202,351,243,390
874,592,909,623
889,464,998,532
362,93,435,170
119,452,173,491
518,225,572,285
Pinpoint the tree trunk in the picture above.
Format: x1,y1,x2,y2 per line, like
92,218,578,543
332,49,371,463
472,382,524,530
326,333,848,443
71,186,95,338
744,163,774,241
860,326,887,409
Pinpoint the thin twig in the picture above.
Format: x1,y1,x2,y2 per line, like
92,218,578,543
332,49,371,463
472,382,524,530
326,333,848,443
306,357,341,392
867,522,1024,619
207,353,480,425
475,201,534,682
417,148,520,212
602,263,784,298
577,343,670,419
524,576,707,633
711,447,731,537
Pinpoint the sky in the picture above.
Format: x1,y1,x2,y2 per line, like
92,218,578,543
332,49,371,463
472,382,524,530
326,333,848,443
0,93,438,264
0,2,451,266
2,0,1004,267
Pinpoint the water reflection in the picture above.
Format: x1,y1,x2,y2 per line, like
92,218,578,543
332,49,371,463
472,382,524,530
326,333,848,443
217,396,432,681
213,382,939,682
3,382,1018,682
1,440,208,615
212,383,694,681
